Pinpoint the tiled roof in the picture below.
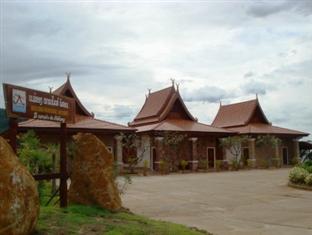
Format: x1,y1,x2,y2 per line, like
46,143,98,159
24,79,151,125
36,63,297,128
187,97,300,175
19,116,134,132
227,123,308,137
53,78,92,117
212,99,269,127
135,119,235,135
130,86,195,126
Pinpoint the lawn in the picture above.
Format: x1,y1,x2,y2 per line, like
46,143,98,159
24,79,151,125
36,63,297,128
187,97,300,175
34,204,211,235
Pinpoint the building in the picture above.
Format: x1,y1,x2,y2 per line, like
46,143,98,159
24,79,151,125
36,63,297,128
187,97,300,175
129,83,234,171
17,77,134,164
212,98,309,167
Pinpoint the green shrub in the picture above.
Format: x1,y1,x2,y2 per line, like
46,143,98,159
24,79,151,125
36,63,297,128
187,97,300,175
198,158,208,170
289,167,309,184
180,160,188,172
304,174,312,186
247,159,255,168
301,160,312,173
216,160,223,171
272,158,281,168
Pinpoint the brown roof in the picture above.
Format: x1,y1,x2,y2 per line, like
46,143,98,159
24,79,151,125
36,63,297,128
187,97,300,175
228,123,308,137
19,116,134,132
212,99,269,128
135,119,234,135
18,78,134,133
130,86,195,126
53,78,92,117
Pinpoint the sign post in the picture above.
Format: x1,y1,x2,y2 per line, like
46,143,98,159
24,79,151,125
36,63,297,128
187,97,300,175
2,83,75,208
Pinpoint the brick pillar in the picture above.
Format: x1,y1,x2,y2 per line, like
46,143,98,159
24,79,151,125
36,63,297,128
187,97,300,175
155,136,164,171
248,138,256,168
189,137,198,171
114,135,123,172
293,139,300,164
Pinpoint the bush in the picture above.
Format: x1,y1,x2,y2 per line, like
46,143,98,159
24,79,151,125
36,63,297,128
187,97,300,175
272,158,281,168
305,174,312,186
216,160,223,171
180,160,188,172
289,167,309,184
301,160,312,173
198,158,208,170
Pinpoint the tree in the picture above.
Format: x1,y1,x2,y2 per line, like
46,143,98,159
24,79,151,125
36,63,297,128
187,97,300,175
162,131,186,172
18,130,53,174
219,135,249,169
256,135,281,167
121,133,146,174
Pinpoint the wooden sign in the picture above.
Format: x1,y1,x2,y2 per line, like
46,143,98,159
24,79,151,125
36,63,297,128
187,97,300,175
3,83,75,123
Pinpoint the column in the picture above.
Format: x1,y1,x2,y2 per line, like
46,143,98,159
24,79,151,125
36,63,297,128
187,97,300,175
189,137,198,171
248,138,256,168
274,144,281,168
293,139,300,164
154,136,164,171
114,135,123,172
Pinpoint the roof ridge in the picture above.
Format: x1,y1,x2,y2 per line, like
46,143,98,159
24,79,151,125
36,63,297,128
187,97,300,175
221,98,257,107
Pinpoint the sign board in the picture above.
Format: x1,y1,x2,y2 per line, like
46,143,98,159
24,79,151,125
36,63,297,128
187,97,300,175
3,83,75,123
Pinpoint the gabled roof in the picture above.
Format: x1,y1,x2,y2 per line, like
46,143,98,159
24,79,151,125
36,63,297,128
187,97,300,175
212,98,309,137
129,85,196,127
19,117,134,132
212,99,269,128
135,119,235,135
53,77,92,117
228,123,308,137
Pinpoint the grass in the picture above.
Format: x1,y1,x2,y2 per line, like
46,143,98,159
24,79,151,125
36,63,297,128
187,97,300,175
34,204,211,235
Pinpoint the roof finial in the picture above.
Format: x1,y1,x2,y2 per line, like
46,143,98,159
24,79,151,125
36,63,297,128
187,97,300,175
49,86,53,94
256,93,258,100
176,82,180,92
65,72,71,81
148,88,151,95
170,78,175,87
219,100,222,107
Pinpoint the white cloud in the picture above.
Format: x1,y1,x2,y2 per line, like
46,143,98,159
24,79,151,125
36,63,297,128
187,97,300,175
0,1,311,137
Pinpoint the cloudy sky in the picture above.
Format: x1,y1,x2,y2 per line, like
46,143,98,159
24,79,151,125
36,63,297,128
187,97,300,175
1,0,311,137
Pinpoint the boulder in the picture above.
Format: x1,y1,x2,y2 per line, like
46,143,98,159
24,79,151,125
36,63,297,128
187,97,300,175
69,133,122,211
0,136,39,235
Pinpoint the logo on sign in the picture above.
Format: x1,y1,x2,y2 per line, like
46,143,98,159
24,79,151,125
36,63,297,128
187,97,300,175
12,89,26,113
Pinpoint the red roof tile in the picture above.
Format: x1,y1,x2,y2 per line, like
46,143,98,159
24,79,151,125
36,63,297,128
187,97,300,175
135,119,234,135
212,99,269,127
228,123,308,137
19,117,134,132
130,86,195,126
53,78,92,117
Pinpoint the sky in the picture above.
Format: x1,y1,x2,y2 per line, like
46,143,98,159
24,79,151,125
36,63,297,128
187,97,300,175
0,0,312,138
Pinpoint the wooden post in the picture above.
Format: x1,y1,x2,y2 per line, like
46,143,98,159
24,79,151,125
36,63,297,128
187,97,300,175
60,122,68,208
9,118,17,153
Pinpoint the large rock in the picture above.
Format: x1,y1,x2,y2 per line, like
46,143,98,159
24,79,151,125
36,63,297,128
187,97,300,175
0,136,39,235
69,133,122,211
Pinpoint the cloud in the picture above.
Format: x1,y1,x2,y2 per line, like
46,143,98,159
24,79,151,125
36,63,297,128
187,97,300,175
0,1,311,136
182,86,236,103
242,79,272,95
247,0,312,18
244,71,255,78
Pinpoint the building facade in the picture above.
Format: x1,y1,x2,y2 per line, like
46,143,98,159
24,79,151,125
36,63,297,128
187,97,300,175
212,98,309,167
129,84,233,171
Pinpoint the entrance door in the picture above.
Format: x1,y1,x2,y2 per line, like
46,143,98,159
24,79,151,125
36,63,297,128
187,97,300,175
207,147,215,168
242,148,249,166
282,147,288,165
152,148,157,170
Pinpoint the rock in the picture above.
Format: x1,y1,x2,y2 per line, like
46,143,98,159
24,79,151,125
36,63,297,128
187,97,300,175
0,136,39,235
69,133,122,211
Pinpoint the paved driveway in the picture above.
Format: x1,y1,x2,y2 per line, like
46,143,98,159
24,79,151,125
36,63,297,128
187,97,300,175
122,169,312,235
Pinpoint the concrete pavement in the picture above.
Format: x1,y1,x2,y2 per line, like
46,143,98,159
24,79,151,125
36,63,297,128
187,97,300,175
122,169,312,235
